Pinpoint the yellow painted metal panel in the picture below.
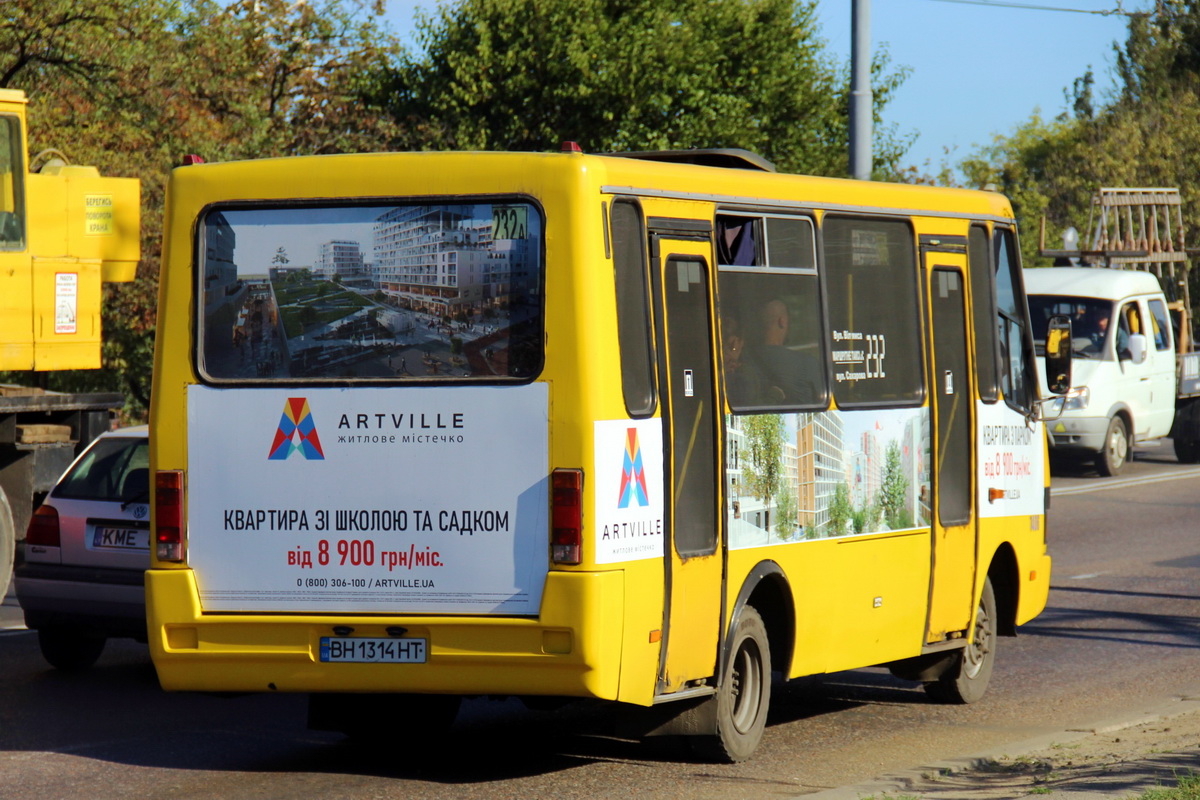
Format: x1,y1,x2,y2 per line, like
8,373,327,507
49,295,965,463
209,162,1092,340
26,167,140,280
147,567,626,698
29,257,101,369
728,530,932,679
0,251,33,369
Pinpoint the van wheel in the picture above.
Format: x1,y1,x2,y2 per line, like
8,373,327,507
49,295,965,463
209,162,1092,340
925,578,996,704
1175,436,1199,464
38,627,107,671
692,605,771,763
1096,415,1129,477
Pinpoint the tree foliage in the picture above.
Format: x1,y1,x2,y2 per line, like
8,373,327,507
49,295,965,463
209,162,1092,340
741,413,785,514
959,0,1200,305
1,0,402,417
381,0,911,176
827,481,852,538
877,440,909,530
2,0,912,417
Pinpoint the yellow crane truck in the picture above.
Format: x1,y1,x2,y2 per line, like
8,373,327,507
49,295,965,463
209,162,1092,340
0,88,141,594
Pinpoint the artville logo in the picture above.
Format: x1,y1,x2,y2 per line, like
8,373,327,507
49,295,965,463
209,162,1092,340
268,397,325,460
617,427,649,508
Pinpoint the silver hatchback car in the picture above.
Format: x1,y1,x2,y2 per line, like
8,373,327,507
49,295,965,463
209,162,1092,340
15,426,150,670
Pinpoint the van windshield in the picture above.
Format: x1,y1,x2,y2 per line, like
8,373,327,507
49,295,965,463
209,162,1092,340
196,201,544,383
1028,295,1113,359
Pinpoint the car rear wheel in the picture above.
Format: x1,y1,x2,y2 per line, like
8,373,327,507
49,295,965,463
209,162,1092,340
37,627,107,671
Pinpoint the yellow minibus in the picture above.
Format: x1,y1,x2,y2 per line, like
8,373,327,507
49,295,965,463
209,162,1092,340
147,146,1064,761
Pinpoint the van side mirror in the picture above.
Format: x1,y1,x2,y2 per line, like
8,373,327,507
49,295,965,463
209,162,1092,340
1044,314,1072,395
1126,332,1147,364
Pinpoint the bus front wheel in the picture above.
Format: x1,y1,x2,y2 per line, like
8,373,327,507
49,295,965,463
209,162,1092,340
925,578,996,704
694,605,771,762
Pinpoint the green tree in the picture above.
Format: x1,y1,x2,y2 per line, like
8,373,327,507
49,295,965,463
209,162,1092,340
741,413,785,521
877,440,909,530
774,484,797,541
959,0,1200,315
382,0,910,177
827,481,852,538
1,0,403,418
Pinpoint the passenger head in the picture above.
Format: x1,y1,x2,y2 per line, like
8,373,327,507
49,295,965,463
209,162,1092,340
763,299,788,346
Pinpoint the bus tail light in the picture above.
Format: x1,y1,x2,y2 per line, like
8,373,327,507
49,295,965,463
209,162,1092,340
26,505,60,547
551,469,583,565
155,470,185,562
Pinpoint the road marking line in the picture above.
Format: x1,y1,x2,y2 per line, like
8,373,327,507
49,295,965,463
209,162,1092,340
1052,467,1200,495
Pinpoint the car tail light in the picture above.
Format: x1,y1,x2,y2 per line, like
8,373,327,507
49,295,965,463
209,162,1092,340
26,505,60,547
551,469,583,565
155,470,185,562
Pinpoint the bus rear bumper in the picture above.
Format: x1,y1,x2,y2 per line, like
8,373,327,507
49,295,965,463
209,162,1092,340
145,568,625,701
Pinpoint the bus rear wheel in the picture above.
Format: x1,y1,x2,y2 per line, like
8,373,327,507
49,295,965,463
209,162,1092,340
925,578,996,704
693,605,771,762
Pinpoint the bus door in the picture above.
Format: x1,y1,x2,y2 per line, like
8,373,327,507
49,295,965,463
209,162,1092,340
648,228,723,693
925,249,977,642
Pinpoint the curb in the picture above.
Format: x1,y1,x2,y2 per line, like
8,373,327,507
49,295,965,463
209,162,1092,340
799,693,1200,799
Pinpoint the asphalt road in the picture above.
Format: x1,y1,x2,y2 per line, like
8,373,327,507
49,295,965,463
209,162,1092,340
1,444,1196,799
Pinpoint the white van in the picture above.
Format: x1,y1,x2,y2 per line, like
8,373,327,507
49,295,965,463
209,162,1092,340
1025,267,1176,476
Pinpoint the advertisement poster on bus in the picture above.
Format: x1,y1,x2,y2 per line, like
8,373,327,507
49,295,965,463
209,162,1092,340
186,383,549,614
593,419,665,564
727,407,931,549
976,401,1045,518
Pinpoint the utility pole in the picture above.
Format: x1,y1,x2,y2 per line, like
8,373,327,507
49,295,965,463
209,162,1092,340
850,0,872,180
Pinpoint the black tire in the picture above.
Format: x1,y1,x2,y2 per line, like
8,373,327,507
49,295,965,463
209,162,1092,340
1175,436,1199,464
1095,415,1129,477
37,627,106,672
925,578,996,704
693,605,771,762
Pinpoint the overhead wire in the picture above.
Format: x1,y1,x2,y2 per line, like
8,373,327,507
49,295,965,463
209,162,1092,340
923,0,1141,16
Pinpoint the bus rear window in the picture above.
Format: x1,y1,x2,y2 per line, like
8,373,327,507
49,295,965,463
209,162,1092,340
197,201,544,382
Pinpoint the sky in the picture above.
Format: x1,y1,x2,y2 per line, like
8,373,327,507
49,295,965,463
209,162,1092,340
375,0,1146,175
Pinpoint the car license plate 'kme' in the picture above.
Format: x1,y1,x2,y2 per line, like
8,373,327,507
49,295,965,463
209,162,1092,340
319,637,428,663
92,526,150,550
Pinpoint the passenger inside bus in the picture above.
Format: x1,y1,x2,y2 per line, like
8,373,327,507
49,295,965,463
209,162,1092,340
722,295,820,408
750,298,818,405
721,313,762,406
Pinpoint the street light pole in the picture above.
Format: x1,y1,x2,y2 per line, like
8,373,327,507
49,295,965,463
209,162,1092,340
850,0,872,180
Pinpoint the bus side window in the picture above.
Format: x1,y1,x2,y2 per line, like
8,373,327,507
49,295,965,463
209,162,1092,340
716,214,759,266
716,213,825,411
993,228,1034,412
610,199,656,417
968,225,998,402
823,216,923,406
718,271,826,410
